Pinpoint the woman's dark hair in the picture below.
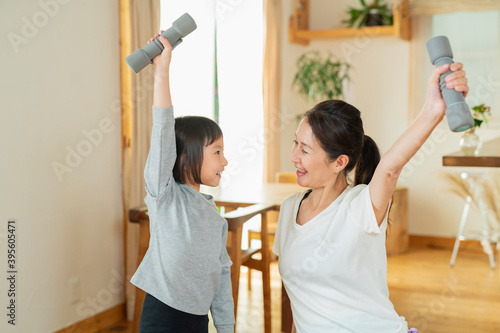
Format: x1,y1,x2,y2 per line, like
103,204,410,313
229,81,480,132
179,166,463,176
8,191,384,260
303,100,381,185
173,116,223,185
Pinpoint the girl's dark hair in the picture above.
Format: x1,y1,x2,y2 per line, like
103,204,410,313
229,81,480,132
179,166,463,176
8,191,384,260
173,116,223,185
304,100,381,185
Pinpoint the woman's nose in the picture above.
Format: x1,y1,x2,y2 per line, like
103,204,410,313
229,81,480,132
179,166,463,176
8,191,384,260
290,147,298,163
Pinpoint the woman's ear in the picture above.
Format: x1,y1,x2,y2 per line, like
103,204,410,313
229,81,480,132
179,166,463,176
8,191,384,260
334,155,349,173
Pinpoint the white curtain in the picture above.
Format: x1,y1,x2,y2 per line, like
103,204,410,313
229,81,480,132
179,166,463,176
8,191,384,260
216,1,265,190
160,2,215,119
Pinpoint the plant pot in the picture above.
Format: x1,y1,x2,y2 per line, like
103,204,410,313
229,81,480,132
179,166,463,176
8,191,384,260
365,10,384,26
459,128,482,156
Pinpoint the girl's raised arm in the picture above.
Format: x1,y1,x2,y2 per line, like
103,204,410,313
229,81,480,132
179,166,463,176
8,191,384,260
144,35,176,198
369,63,469,225
153,35,172,109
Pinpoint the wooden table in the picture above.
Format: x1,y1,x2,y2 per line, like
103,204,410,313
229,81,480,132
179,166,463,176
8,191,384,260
442,136,500,269
201,182,304,209
443,136,500,167
203,182,303,333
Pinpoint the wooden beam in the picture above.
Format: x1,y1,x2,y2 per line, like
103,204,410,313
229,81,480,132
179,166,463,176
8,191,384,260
118,0,132,307
289,0,309,45
398,0,411,41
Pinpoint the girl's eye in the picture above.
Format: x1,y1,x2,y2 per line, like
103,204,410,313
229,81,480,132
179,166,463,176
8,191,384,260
215,151,220,155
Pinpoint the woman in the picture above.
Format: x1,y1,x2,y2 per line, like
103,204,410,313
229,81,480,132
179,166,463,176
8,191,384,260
272,63,469,332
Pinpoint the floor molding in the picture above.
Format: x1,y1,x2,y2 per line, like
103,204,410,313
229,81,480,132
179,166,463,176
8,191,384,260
409,234,497,253
54,303,126,333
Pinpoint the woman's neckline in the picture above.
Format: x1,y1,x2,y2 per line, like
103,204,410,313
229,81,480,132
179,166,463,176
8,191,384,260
295,185,351,227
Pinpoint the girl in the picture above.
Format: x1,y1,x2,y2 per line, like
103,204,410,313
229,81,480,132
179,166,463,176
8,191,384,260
272,63,469,333
130,34,234,333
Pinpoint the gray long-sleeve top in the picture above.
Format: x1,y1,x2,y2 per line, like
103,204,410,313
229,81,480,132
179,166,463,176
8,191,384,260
130,106,235,332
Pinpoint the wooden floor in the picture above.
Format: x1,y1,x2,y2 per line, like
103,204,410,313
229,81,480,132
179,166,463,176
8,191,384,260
99,243,500,333
387,243,500,333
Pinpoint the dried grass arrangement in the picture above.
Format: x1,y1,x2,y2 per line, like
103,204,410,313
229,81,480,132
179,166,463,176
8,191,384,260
440,171,500,246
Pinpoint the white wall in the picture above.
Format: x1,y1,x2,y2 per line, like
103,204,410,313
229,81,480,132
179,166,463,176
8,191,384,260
281,0,410,166
280,1,499,237
280,1,409,182
0,1,123,332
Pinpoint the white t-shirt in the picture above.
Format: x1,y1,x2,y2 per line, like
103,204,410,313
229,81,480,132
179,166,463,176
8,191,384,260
272,184,408,333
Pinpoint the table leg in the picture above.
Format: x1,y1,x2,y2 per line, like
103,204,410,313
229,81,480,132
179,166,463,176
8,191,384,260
133,218,151,333
475,179,496,269
281,282,292,333
261,213,271,333
450,173,497,269
229,226,242,322
450,195,472,267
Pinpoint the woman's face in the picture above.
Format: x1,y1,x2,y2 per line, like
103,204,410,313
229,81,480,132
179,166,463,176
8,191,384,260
290,119,339,189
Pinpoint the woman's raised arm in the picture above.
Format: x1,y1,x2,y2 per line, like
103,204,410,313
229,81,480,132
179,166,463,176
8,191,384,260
369,63,469,225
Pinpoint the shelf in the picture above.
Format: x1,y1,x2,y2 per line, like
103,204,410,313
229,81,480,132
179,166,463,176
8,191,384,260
289,0,411,45
295,25,398,40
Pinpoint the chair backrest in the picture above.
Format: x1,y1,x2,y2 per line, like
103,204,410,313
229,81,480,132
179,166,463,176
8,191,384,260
275,172,297,184
223,204,276,231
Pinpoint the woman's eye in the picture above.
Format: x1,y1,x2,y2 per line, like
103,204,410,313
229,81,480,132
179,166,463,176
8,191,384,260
302,149,308,154
293,140,298,145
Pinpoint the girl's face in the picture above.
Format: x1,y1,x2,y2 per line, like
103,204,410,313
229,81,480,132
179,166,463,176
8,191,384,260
200,136,228,187
290,119,338,189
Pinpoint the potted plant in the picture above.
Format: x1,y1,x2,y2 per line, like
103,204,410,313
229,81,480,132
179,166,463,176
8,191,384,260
342,0,393,28
292,51,351,102
459,103,491,155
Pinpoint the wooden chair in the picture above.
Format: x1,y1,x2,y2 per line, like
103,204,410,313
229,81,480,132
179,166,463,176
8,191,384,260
247,172,296,290
129,203,276,333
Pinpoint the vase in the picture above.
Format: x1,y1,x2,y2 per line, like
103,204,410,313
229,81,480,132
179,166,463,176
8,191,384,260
459,128,482,155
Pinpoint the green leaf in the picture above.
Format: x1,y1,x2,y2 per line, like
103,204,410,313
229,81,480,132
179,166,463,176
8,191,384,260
344,0,393,28
292,51,351,101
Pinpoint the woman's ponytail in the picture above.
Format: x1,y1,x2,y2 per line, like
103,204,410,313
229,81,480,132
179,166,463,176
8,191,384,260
354,135,381,185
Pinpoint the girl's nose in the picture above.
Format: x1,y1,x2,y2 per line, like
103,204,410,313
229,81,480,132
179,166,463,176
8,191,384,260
222,155,228,166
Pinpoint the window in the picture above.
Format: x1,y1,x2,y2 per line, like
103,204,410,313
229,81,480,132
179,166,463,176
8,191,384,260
161,0,264,188
432,11,500,125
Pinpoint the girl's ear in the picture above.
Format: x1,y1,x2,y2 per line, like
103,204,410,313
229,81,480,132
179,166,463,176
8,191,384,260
334,155,349,173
